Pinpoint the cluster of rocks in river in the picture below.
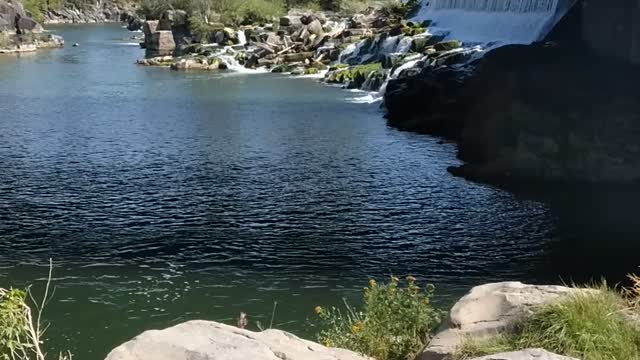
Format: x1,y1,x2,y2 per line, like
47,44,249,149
135,6,465,92
0,0,63,53
104,282,586,360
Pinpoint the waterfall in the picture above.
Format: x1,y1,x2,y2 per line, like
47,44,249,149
338,34,414,65
413,0,576,45
237,30,247,46
380,35,401,54
395,36,414,54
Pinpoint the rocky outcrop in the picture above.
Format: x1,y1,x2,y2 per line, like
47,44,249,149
105,320,369,360
421,282,591,360
42,0,132,24
385,35,640,185
0,0,63,52
137,4,424,88
448,44,640,184
0,0,23,31
468,349,579,360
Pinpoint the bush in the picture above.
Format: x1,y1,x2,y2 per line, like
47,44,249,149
137,0,285,24
455,287,640,360
22,0,44,22
314,276,444,360
0,289,32,360
236,0,285,25
0,261,70,360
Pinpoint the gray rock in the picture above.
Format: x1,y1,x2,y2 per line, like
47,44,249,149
0,17,10,31
469,349,579,360
105,320,369,360
422,282,592,360
16,16,43,33
147,30,175,52
0,0,25,31
306,19,324,36
280,15,301,27
350,13,376,28
143,20,158,37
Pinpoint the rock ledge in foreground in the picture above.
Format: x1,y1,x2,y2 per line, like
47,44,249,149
469,348,579,360
422,282,593,360
105,320,369,360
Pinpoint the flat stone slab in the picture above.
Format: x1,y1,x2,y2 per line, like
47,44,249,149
105,320,370,360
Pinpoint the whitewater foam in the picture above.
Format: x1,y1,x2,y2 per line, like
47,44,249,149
413,0,576,45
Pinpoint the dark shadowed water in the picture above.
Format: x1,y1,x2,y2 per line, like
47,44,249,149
1,24,639,359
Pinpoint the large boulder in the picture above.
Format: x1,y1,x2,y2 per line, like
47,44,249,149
16,15,42,33
468,349,579,360
280,15,301,28
306,19,324,36
142,20,158,38
0,0,25,31
422,282,592,360
147,30,175,52
105,320,369,360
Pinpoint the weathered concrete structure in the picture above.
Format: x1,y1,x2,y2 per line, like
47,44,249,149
582,0,640,65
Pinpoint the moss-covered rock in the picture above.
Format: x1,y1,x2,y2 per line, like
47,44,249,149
411,36,431,53
326,63,384,89
434,40,462,52
328,63,349,72
304,67,319,75
271,63,295,73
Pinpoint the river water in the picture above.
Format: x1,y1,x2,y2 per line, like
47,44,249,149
0,24,639,359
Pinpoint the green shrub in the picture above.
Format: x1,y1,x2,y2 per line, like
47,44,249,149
455,289,640,360
22,0,44,22
314,276,444,360
0,289,31,360
378,0,420,18
239,0,285,25
0,261,70,360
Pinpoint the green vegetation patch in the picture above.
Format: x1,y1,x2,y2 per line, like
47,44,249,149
314,276,444,360
0,289,30,360
327,62,383,84
455,288,640,360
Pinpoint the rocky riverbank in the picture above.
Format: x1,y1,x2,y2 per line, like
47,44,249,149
134,0,640,186
0,0,64,53
134,3,461,95
41,0,136,25
103,282,598,360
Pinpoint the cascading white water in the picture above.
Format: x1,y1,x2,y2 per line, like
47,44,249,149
380,35,401,54
339,34,414,64
395,36,414,54
237,30,247,46
412,0,576,45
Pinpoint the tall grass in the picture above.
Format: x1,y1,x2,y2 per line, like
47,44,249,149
314,276,444,360
455,285,640,360
0,260,70,360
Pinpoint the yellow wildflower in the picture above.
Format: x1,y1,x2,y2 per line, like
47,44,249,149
314,306,323,315
368,279,377,287
351,321,364,334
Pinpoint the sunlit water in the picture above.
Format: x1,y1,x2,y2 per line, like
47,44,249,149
0,24,639,359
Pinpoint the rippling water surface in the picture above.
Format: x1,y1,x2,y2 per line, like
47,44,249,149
1,24,639,359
